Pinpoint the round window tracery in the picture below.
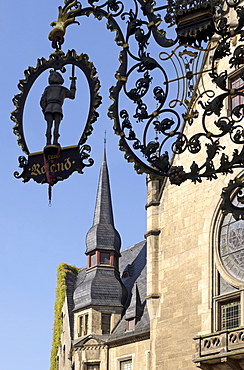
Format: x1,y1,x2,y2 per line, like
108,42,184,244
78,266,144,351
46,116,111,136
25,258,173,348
219,198,244,282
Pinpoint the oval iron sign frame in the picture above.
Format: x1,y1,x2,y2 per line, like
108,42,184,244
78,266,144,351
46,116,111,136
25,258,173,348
11,49,102,155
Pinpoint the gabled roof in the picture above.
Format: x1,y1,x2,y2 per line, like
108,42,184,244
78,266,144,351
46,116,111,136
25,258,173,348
73,334,109,347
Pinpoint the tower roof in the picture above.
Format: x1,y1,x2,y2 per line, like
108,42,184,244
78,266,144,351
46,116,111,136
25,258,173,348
85,149,121,255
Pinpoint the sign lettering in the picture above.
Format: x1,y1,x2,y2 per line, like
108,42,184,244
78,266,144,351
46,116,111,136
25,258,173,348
17,146,86,184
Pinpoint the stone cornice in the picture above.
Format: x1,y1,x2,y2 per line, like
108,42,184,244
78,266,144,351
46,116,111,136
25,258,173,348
74,344,108,351
73,331,150,349
107,331,150,348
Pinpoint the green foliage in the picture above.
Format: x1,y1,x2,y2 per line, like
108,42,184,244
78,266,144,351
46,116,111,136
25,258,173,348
50,263,80,370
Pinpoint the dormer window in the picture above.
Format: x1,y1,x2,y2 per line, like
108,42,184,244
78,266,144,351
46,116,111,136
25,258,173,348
122,271,129,278
100,252,110,264
91,253,96,266
88,251,119,267
126,318,136,331
122,264,134,278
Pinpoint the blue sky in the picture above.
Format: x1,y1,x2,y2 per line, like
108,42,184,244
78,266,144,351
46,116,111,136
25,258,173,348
0,1,178,369
0,2,149,370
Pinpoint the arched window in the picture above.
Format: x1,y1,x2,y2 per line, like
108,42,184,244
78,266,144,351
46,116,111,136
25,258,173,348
219,213,244,281
213,196,244,331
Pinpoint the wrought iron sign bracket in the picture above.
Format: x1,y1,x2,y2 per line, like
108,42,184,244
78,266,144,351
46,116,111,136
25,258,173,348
12,0,244,216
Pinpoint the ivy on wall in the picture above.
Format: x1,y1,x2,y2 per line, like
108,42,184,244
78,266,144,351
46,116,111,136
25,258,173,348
50,263,80,370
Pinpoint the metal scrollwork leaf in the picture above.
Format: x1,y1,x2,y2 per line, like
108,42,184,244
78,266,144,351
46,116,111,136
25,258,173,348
229,45,244,68
222,179,244,220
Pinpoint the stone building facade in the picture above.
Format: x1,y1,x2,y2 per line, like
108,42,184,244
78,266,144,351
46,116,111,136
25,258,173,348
50,6,244,370
145,6,244,368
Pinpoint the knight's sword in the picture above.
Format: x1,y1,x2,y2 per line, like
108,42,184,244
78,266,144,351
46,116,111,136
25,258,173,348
70,64,77,81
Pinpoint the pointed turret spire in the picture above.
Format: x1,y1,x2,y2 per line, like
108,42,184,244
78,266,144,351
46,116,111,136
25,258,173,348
85,147,121,255
73,148,127,312
93,149,114,226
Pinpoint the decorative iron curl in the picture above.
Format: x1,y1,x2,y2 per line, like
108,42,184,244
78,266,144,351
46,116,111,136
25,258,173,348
46,1,244,215
14,156,28,180
221,178,244,220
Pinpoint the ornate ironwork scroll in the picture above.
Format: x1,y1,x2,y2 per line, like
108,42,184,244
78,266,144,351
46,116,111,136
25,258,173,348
221,178,244,220
14,0,244,216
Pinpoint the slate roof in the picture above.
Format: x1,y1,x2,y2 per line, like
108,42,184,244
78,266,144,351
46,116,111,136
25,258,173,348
73,266,127,310
108,241,149,343
65,241,148,342
65,270,80,340
86,150,121,255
